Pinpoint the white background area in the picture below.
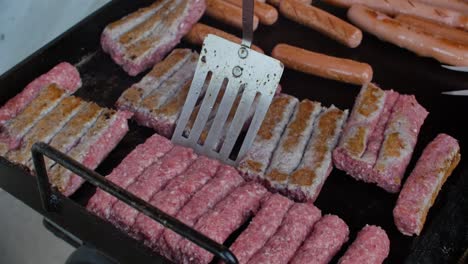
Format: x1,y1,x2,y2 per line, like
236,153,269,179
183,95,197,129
0,0,110,75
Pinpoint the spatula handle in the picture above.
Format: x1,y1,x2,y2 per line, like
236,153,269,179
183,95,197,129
242,0,254,48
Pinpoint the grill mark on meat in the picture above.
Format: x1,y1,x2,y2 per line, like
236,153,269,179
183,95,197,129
1,84,66,150
125,0,189,61
44,103,103,168
288,107,348,202
118,0,173,45
6,96,85,166
237,95,297,182
117,49,192,110
265,100,321,189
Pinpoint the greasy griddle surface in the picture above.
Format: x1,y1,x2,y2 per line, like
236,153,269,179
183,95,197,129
0,0,467,263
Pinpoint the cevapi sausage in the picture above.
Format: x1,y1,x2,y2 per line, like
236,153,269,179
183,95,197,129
280,0,362,47
271,43,373,85
348,5,468,66
206,0,259,31
267,0,312,7
224,0,279,25
418,0,468,13
396,14,468,44
184,23,264,53
324,0,468,30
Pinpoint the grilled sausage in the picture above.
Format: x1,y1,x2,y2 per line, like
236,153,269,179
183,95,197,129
224,0,279,25
324,0,468,30
267,0,312,7
348,5,468,66
184,23,264,53
280,0,362,47
396,14,468,44
206,0,259,30
271,43,373,85
418,0,468,13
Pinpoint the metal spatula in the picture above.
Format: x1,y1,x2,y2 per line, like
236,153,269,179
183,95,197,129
172,0,284,165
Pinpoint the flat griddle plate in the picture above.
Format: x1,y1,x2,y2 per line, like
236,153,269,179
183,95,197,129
0,0,467,263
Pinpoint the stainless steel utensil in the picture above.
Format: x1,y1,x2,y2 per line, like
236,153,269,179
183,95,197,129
172,0,284,165
442,65,468,72
441,90,468,96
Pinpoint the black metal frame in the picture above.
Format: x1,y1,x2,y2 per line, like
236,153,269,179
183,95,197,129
31,142,238,264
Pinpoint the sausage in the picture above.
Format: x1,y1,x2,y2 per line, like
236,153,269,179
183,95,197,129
271,43,373,85
206,0,259,31
396,14,468,44
324,0,468,30
348,5,468,66
224,0,279,25
418,0,468,13
267,0,312,7
280,0,362,47
184,23,264,53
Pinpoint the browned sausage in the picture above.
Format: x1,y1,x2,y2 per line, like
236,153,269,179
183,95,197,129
206,0,260,31
224,0,279,25
324,0,468,30
280,0,362,47
267,0,312,7
184,23,265,53
271,43,373,85
348,5,468,66
418,0,468,13
396,14,468,44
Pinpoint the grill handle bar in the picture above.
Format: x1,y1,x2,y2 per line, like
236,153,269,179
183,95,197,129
31,142,238,264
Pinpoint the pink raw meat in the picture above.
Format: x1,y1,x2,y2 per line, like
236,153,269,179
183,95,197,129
247,203,321,264
108,146,197,231
290,214,349,264
0,62,81,124
338,225,390,264
132,157,219,247
87,133,173,218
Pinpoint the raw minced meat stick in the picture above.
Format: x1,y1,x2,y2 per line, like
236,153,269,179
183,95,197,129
108,146,197,231
51,109,132,196
179,182,268,264
0,84,67,153
394,134,460,236
229,194,294,264
266,100,322,191
6,96,86,166
101,0,205,76
238,94,298,182
338,225,390,264
372,94,428,192
247,203,321,264
288,106,348,202
116,49,193,112
132,157,219,248
159,165,244,262
290,214,349,264
0,62,81,124
87,133,174,218
42,102,103,169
